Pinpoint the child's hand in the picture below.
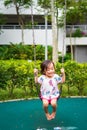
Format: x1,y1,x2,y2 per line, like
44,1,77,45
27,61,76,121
34,69,38,83
34,68,38,76
60,68,65,74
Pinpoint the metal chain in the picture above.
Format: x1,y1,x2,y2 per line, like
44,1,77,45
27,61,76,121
31,4,36,66
62,0,66,67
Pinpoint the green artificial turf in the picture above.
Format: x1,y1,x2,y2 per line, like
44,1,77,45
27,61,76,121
0,98,87,130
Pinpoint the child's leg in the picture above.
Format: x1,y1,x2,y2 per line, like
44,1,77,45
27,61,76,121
50,99,57,119
42,99,51,120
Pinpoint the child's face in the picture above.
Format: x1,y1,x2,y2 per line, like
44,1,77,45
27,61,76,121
45,63,55,78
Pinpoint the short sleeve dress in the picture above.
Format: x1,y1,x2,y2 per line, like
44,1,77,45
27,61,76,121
38,74,62,101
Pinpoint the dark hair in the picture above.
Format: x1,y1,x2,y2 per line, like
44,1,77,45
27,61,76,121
40,60,55,74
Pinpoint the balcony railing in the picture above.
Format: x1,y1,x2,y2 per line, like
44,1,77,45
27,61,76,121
66,25,87,30
0,25,52,29
0,24,87,31
66,25,87,37
0,24,87,36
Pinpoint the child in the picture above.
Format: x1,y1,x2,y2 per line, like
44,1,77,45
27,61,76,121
34,60,65,120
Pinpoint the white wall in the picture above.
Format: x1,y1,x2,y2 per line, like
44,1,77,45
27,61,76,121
66,37,87,46
0,29,51,45
0,28,65,53
1,28,87,53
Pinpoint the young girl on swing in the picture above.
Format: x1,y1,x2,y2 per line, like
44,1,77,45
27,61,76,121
34,60,65,120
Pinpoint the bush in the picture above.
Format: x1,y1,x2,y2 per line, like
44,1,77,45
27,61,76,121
0,44,52,60
0,60,87,101
0,89,9,100
64,61,87,96
72,28,83,37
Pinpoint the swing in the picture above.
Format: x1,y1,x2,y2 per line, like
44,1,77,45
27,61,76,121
31,3,65,129
31,1,66,97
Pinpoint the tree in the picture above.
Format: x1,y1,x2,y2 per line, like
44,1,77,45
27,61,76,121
51,0,58,63
66,0,87,60
0,13,7,34
37,0,66,63
53,0,87,61
4,0,32,44
66,7,81,60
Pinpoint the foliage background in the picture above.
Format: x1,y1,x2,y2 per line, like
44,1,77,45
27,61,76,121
0,59,87,101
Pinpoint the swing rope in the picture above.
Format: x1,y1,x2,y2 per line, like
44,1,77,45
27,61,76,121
31,4,36,67
62,0,66,67
31,1,66,95
60,0,66,95
31,4,40,94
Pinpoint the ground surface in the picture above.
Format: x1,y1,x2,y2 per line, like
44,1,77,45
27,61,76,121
0,98,87,130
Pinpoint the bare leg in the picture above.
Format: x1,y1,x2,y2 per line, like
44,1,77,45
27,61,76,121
50,99,57,119
42,99,51,120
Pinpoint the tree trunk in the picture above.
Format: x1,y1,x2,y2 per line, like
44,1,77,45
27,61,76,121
13,0,24,44
51,0,58,63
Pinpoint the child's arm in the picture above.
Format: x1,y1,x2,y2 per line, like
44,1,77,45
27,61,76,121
60,68,65,83
34,68,38,83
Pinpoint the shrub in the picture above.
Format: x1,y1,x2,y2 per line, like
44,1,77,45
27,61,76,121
0,44,52,60
0,60,87,101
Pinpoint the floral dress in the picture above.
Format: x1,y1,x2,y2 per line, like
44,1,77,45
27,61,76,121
38,74,62,100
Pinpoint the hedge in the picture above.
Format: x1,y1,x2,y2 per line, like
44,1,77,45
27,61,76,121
0,60,87,101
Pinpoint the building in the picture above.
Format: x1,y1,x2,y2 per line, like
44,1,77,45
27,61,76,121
0,0,87,63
